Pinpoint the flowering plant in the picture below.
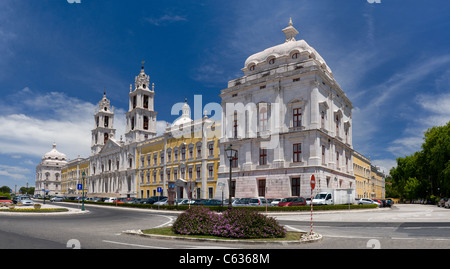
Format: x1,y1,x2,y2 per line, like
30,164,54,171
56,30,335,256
172,207,286,239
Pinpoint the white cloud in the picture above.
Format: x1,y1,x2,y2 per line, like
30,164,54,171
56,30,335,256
144,15,187,26
371,159,397,176
0,164,30,181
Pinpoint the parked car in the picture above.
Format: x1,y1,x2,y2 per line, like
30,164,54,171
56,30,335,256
270,198,282,206
278,197,306,207
444,200,450,209
195,199,222,206
174,199,190,205
438,198,448,207
249,197,269,206
305,198,311,205
104,197,117,203
385,199,393,207
358,198,379,206
50,196,64,202
153,198,168,205
0,196,13,204
232,198,251,206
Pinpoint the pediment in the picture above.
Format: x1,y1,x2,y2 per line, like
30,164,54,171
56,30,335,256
98,138,122,154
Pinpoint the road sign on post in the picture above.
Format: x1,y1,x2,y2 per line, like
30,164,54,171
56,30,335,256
311,175,316,190
310,174,316,235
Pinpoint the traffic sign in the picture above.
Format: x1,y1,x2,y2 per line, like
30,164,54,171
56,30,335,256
77,184,83,190
310,175,316,190
157,187,162,193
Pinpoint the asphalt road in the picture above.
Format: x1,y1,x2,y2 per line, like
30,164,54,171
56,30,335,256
1,202,449,250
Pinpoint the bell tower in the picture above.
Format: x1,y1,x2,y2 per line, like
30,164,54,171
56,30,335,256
91,92,116,155
125,61,157,144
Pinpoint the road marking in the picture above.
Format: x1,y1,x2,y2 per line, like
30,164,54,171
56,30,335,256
102,240,170,249
153,215,175,228
285,225,306,233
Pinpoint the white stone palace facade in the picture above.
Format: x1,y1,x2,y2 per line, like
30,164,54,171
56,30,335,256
216,19,355,199
37,19,357,200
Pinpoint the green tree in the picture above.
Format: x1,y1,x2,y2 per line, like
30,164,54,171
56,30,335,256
0,186,12,193
390,121,450,201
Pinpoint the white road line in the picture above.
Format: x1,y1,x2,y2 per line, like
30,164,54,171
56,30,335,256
285,225,307,233
102,240,170,249
153,215,175,228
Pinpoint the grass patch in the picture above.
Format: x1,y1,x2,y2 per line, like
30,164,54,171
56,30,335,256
141,226,304,241
0,208,69,213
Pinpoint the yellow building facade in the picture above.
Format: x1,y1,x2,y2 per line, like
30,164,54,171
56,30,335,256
353,151,371,199
136,101,221,200
61,157,89,197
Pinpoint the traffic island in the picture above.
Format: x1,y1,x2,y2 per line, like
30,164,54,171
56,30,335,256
124,207,324,245
124,227,323,245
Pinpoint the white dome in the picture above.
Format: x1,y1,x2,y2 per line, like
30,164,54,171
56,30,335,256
243,19,332,75
42,143,67,161
171,99,192,127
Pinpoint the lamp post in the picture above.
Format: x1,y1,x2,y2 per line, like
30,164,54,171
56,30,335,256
225,145,237,210
81,171,86,211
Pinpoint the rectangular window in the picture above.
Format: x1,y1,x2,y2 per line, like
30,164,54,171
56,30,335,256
293,143,301,163
233,113,238,138
291,177,301,197
293,108,302,127
231,154,238,168
208,143,214,156
259,148,267,165
188,167,193,179
258,179,266,197
208,165,213,178
322,145,326,165
196,166,201,179
259,106,268,131
336,151,340,168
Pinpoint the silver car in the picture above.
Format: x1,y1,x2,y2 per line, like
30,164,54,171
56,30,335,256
358,198,376,205
249,197,269,206
19,199,35,206
50,196,64,202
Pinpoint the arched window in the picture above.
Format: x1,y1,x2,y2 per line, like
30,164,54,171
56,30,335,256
268,58,275,65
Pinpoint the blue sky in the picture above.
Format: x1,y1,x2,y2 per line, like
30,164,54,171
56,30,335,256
0,0,449,190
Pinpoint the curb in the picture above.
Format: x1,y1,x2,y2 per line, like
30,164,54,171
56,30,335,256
122,229,323,245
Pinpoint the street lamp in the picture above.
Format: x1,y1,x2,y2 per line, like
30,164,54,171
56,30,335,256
81,171,86,211
225,144,237,210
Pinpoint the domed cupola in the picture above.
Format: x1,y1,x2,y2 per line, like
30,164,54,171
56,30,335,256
172,98,193,127
42,143,67,162
243,18,332,76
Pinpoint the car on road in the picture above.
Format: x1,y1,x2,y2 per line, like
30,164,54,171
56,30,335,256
18,198,34,206
438,198,448,207
50,196,64,202
278,197,307,207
